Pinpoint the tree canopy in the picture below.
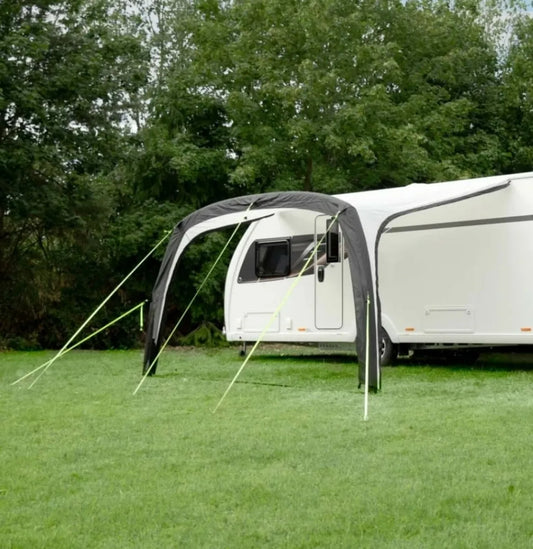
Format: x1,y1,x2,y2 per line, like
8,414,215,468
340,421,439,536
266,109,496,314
151,0,518,195
0,0,148,346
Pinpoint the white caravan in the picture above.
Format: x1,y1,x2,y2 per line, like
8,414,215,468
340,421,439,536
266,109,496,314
223,173,533,363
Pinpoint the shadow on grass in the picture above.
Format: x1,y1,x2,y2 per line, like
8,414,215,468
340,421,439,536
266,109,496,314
150,346,533,384
151,371,294,388
252,346,533,374
403,351,533,372
151,349,359,390
252,352,357,365
255,349,533,373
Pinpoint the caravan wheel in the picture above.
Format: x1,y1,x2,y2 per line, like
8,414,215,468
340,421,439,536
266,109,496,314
380,329,397,366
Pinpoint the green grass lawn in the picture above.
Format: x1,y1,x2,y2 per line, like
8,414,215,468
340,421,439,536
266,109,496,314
1,347,533,548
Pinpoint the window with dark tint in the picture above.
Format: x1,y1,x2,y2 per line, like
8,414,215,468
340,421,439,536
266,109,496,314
255,240,290,278
326,218,340,263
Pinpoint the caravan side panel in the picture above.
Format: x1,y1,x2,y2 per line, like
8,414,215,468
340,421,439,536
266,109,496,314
379,178,533,345
224,209,357,343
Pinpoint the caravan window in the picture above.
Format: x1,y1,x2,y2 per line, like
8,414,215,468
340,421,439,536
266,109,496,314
326,218,340,263
255,240,290,278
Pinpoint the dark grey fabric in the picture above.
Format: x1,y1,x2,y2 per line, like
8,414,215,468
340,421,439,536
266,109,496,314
143,191,380,390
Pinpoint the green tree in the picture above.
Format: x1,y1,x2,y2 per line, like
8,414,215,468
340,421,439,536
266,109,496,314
0,0,149,347
159,0,512,196
500,12,533,172
124,0,232,207
377,0,509,181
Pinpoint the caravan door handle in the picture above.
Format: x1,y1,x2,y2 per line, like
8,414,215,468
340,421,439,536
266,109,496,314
317,265,325,283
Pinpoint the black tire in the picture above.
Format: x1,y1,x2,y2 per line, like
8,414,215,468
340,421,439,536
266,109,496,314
380,328,397,366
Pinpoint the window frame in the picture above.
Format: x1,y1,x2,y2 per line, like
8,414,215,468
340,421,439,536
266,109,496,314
254,238,291,279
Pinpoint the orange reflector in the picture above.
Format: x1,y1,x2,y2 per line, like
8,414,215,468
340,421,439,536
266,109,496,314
298,327,307,332
521,327,532,332
405,327,415,332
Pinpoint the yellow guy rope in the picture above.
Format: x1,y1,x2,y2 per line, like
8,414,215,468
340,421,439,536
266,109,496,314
364,293,371,421
133,204,255,396
212,211,341,414
12,301,146,386
13,231,171,388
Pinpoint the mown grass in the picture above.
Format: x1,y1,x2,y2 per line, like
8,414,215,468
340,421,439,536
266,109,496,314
1,347,533,548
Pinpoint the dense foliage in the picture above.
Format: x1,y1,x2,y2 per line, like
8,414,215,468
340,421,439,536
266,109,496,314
1,0,532,348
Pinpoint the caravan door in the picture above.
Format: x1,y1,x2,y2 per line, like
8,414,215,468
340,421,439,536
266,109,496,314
314,215,343,329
